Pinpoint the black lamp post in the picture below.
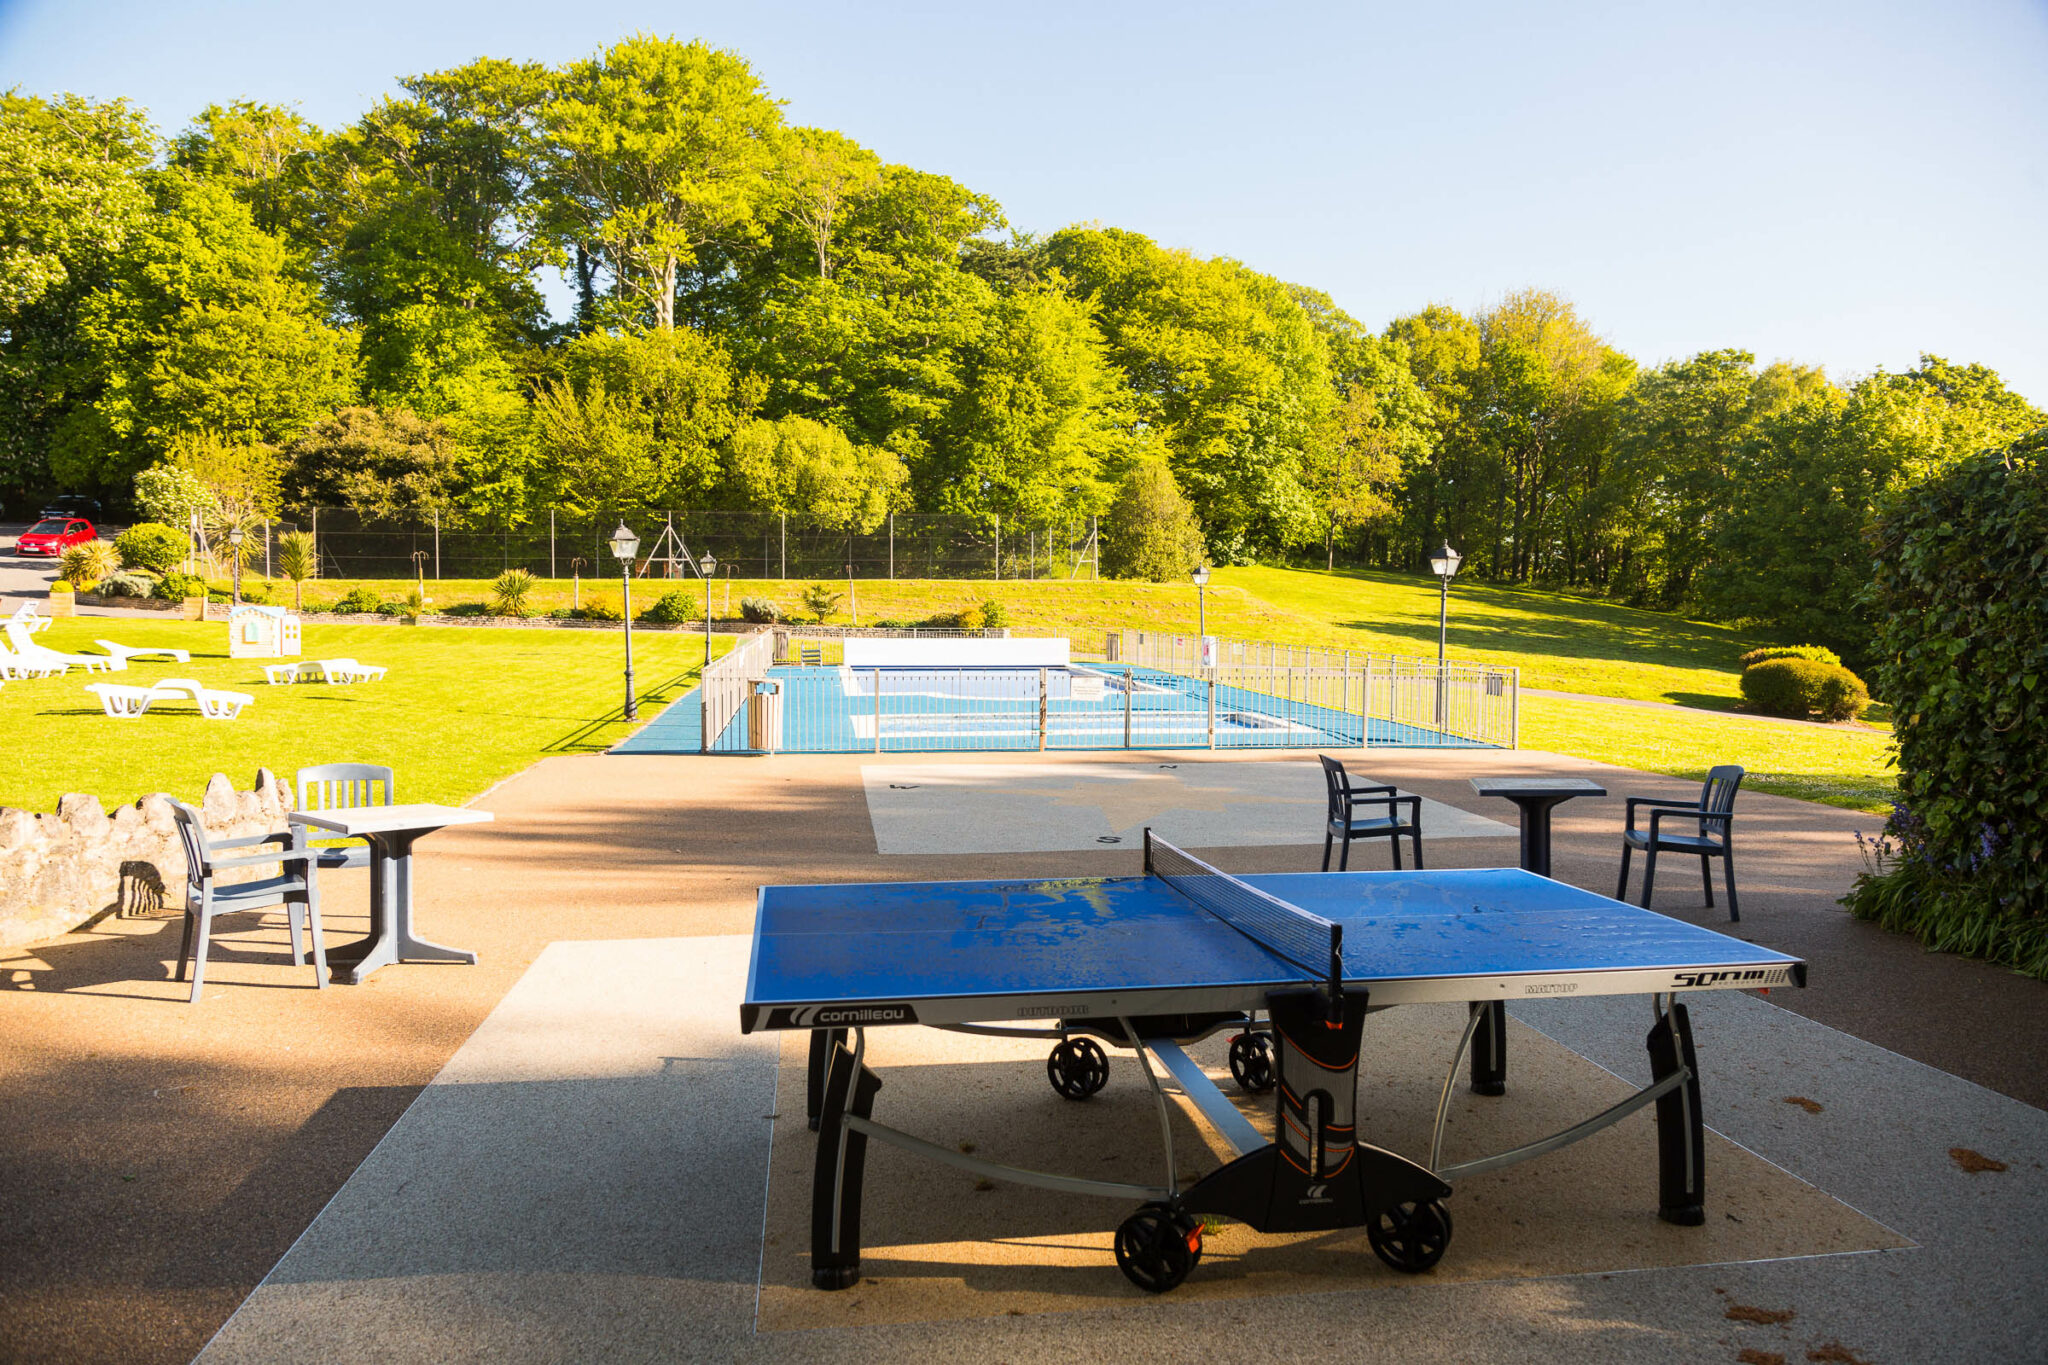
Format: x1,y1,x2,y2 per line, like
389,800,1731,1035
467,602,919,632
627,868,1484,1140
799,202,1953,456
1191,563,1210,637
611,522,640,721
1429,541,1462,725
700,552,717,664
227,525,245,607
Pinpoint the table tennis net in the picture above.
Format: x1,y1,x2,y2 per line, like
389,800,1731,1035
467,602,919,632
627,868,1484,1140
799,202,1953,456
1144,830,1342,994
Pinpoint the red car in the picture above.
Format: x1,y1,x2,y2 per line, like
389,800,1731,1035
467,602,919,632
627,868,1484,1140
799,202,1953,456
15,517,98,556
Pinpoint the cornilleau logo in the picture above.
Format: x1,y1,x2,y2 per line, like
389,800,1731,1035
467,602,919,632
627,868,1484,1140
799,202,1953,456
769,1003,919,1028
1299,1183,1333,1205
1670,967,1792,990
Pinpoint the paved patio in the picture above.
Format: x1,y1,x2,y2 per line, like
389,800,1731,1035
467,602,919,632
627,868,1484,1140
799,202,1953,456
4,746,2044,1363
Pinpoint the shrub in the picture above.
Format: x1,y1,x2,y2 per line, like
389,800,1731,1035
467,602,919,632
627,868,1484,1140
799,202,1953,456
490,568,536,617
154,571,202,602
57,540,120,588
1100,460,1206,581
1740,658,1868,721
952,603,986,632
640,589,696,624
98,571,158,598
1738,644,1842,669
273,530,317,612
799,583,843,623
980,598,1008,631
334,586,384,615
115,523,188,575
739,595,781,624
578,597,623,622
443,602,487,617
1846,433,2048,978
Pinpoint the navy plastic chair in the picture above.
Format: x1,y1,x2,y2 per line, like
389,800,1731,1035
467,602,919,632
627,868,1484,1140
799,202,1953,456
168,799,326,1003
1616,766,1744,920
1319,755,1424,871
295,763,395,871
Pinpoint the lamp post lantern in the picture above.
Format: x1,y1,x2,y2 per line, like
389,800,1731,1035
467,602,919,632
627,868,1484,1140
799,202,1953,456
700,553,717,663
227,526,245,607
1191,564,1210,637
1429,542,1462,725
610,522,641,721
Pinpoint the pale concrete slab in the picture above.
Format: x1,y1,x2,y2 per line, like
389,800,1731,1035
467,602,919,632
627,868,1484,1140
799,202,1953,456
195,936,775,1364
861,761,1516,855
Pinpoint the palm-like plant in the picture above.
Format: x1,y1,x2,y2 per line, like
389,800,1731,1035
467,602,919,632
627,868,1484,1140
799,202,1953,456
273,530,317,612
491,568,537,617
58,540,121,589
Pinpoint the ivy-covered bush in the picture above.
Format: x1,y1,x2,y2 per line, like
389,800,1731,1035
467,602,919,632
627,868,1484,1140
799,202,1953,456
578,597,623,622
333,586,384,614
1846,432,2048,978
640,589,696,624
97,570,158,598
154,571,202,601
1738,644,1841,669
1740,657,1869,721
739,596,781,623
979,597,1008,630
115,522,188,575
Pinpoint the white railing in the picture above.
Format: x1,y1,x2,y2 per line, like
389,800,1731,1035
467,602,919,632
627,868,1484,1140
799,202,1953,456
1108,629,1519,748
699,629,777,752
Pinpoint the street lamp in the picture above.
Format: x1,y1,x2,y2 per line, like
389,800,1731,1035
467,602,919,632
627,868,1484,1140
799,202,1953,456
1429,542,1462,725
699,552,717,663
227,525,245,607
610,522,640,721
1191,564,1210,636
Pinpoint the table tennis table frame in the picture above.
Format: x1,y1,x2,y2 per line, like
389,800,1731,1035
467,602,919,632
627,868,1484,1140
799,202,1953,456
794,985,1713,1292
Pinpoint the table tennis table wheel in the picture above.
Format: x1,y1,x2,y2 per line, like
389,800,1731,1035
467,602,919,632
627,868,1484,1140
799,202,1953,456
1228,1031,1276,1092
1047,1037,1110,1100
1366,1198,1452,1274
1114,1202,1202,1293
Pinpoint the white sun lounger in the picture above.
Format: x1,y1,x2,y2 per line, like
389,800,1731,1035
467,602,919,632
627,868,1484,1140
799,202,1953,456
4,620,123,672
86,678,253,720
0,649,66,679
6,602,52,634
265,657,387,684
93,639,191,664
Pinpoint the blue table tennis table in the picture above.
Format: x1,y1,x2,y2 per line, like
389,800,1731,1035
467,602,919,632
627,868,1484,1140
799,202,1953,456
741,832,1806,1294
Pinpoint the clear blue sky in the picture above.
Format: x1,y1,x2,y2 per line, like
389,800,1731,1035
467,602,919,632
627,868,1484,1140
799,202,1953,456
4,0,2044,403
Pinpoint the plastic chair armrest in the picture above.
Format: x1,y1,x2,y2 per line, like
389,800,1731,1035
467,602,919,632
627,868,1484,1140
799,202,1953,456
207,848,315,871
211,830,293,851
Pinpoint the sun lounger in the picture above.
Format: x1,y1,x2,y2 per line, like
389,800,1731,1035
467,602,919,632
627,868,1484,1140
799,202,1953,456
6,602,52,634
266,657,388,684
85,678,253,720
4,620,123,672
93,639,191,664
0,650,66,679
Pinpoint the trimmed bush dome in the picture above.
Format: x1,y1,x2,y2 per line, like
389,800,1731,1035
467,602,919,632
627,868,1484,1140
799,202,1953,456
1846,431,2048,979
1739,657,1869,721
1738,644,1842,669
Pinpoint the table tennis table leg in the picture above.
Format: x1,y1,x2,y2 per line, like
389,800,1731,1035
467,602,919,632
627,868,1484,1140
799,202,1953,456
1469,1001,1507,1095
806,1027,845,1132
1647,999,1706,1225
812,1031,882,1290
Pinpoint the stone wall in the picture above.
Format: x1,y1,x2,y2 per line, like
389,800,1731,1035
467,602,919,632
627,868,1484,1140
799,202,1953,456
0,771,295,950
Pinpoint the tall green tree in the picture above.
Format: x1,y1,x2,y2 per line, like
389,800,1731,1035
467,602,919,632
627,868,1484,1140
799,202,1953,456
167,101,326,253
726,414,905,529
538,35,784,332
52,176,359,492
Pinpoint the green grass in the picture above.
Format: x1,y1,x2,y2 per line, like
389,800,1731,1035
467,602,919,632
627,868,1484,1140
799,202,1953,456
0,618,712,815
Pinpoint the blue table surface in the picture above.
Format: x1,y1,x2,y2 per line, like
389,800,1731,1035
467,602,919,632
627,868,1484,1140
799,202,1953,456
746,868,1801,1007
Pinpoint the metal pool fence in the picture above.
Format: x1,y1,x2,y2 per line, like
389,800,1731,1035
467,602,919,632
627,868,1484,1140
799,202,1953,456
615,630,1515,756
1108,630,1519,750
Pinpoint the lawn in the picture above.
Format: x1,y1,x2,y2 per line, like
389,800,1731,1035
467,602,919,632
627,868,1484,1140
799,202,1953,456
0,617,713,815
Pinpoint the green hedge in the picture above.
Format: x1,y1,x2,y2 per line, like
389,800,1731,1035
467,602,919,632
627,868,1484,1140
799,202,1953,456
1740,657,1869,721
1846,431,2048,978
1738,644,1842,669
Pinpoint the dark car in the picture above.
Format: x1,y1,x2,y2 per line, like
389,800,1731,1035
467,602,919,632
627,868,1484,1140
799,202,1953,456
15,517,98,557
37,495,103,521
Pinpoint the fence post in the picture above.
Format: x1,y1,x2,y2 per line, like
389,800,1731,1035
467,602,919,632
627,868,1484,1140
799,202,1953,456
1124,668,1134,748
873,668,882,754
993,514,1001,581
310,508,318,577
1207,678,1216,749
1511,666,1521,749
780,513,786,580
550,510,556,579
433,510,440,580
1038,668,1048,751
263,521,272,578
1361,658,1372,748
888,513,894,580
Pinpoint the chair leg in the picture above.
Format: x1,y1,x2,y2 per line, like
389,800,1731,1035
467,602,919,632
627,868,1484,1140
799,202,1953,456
286,894,304,965
1616,845,1632,900
1339,832,1351,872
304,884,328,989
188,906,212,1004
1322,830,1333,873
175,907,195,982
1723,846,1740,923
1640,847,1658,908
1389,831,1402,870
1700,854,1715,909
1412,825,1425,870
